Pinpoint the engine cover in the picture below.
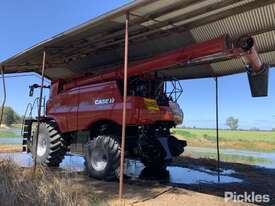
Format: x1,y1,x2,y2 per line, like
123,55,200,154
169,101,184,125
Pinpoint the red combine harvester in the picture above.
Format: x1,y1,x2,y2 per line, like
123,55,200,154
21,35,266,180
0,1,273,183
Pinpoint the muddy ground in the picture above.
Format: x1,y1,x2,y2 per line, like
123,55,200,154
171,156,275,205
0,147,274,205
44,155,275,206
0,144,21,153
57,170,252,206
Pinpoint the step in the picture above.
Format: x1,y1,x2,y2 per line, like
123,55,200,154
23,130,31,134
23,134,31,139
23,119,35,125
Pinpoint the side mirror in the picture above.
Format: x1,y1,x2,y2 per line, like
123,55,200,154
29,84,41,97
29,86,34,97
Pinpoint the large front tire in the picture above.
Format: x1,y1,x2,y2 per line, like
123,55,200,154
32,122,66,166
85,135,120,180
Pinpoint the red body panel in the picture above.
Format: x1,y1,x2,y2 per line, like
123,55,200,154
47,81,174,133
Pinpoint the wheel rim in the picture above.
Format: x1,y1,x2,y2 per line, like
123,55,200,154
90,147,108,171
37,134,47,157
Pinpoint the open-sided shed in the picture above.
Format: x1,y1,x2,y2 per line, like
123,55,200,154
0,0,274,200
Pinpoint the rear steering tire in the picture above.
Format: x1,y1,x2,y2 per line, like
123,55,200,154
32,121,66,166
85,135,120,180
139,137,167,169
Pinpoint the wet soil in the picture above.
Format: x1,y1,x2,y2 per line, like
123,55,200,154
0,152,274,205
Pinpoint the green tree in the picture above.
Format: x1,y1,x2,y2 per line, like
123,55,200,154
0,106,21,126
226,117,239,130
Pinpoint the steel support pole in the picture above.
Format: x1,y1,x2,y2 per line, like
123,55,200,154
33,51,47,172
215,77,221,182
0,66,6,127
119,13,129,200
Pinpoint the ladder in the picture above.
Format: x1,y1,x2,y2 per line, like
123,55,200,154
21,96,45,152
22,119,33,152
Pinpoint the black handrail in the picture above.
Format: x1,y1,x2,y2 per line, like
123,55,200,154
20,96,46,136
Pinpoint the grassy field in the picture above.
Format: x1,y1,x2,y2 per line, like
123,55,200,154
182,150,272,165
0,132,20,138
0,124,21,138
0,129,21,138
172,128,275,152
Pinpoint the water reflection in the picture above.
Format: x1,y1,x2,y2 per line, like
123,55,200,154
0,153,242,185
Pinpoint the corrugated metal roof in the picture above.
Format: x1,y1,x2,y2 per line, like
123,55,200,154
0,0,274,80
190,2,275,76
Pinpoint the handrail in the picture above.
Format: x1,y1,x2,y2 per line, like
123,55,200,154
21,103,33,136
165,79,183,102
20,96,46,136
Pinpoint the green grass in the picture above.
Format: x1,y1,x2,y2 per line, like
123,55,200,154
0,132,20,138
9,124,22,129
173,128,275,143
0,128,21,138
0,124,22,138
172,128,275,152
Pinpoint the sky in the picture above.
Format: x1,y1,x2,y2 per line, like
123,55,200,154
0,0,274,130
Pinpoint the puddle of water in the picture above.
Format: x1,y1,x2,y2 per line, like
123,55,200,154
167,167,241,184
124,159,241,184
0,153,242,185
0,128,21,135
0,153,85,171
0,152,33,167
186,146,275,169
0,138,22,144
60,154,85,172
187,147,275,159
0,128,22,144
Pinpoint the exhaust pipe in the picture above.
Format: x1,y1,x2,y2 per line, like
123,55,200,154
237,36,269,97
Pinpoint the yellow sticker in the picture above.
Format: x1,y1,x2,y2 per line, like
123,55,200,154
144,98,160,111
